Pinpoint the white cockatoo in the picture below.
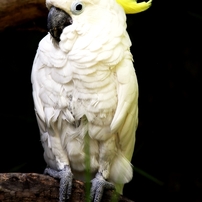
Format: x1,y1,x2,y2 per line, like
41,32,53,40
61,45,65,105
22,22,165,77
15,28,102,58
31,0,152,201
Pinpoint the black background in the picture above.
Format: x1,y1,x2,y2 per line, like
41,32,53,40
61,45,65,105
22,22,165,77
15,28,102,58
0,0,202,201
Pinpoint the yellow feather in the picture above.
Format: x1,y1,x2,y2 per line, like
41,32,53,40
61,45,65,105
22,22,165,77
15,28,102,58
116,0,152,14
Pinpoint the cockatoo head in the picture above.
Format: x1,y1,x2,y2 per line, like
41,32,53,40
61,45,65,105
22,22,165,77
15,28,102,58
46,0,152,42
46,0,124,42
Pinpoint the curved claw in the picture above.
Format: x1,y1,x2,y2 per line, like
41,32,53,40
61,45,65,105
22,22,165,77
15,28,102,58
44,165,73,202
91,172,115,202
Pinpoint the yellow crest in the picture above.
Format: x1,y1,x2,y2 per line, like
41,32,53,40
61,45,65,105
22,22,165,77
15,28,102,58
116,0,152,14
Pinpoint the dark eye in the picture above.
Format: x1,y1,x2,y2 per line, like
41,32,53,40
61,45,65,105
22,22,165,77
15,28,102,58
71,1,84,15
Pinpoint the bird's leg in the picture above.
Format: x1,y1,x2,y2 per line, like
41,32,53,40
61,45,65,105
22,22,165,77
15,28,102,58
90,135,117,202
91,172,115,202
44,165,73,202
39,118,73,202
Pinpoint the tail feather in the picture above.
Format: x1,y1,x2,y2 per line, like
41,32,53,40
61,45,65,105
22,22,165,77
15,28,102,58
109,153,133,185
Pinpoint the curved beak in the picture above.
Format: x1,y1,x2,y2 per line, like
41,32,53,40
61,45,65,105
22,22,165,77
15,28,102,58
47,6,72,42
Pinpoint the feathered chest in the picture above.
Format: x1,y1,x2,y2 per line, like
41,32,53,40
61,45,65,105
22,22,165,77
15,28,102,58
38,56,118,126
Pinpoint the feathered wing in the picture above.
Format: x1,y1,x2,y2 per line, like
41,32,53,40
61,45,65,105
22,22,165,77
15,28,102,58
31,35,74,171
109,52,138,193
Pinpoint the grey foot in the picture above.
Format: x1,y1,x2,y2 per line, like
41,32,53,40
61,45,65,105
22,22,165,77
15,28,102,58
44,165,73,202
90,172,115,202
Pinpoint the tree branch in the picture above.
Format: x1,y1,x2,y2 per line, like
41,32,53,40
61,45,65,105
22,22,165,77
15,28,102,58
0,0,48,31
0,173,134,202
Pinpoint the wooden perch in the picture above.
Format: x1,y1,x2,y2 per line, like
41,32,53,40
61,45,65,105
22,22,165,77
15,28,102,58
0,0,48,31
0,173,134,202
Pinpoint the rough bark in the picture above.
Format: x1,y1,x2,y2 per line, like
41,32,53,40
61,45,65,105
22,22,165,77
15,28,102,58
0,0,48,31
0,173,134,202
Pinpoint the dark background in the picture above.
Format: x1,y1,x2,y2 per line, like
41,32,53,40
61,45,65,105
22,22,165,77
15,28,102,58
0,0,202,201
